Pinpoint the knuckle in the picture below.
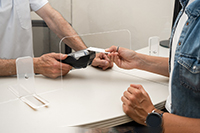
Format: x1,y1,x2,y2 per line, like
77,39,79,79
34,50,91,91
53,62,60,68
134,89,142,96
127,101,132,106
123,106,129,114
123,91,126,96
128,86,133,92
137,84,143,89
129,95,136,101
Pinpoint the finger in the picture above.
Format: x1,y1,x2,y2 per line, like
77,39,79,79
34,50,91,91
130,84,147,95
105,45,117,52
108,52,119,63
94,59,109,67
122,96,136,114
128,86,142,96
113,54,122,65
96,52,103,59
121,96,132,107
122,103,132,116
108,51,118,56
97,64,109,70
130,84,142,89
127,86,144,103
101,53,110,62
51,53,68,60
102,65,111,70
99,65,108,71
109,54,114,62
97,53,112,68
62,69,70,76
129,84,143,93
123,90,132,100
127,86,135,94
61,63,72,71
92,53,110,67
58,64,71,77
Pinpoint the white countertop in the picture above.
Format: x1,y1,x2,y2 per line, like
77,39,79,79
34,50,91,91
0,46,170,133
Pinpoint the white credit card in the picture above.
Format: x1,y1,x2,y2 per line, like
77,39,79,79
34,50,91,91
87,47,110,54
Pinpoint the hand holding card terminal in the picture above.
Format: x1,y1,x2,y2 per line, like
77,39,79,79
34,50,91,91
61,49,96,69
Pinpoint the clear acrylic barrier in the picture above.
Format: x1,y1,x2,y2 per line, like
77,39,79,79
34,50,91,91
58,29,131,85
148,36,160,56
77,29,131,49
8,56,49,109
2,30,131,108
59,29,131,52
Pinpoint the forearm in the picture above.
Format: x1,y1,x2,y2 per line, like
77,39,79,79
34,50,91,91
0,58,41,76
48,10,86,51
36,3,87,51
135,53,169,77
0,59,16,76
163,113,200,133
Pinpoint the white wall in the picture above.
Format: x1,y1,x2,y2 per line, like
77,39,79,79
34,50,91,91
72,0,174,50
31,0,174,55
31,0,71,22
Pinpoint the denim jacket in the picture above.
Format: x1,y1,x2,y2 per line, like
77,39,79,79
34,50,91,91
169,0,200,118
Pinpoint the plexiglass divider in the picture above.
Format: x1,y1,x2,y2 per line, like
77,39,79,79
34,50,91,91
7,29,131,109
148,36,160,56
58,29,131,88
8,56,49,109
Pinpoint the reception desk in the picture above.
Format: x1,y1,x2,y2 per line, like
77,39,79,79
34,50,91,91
0,46,169,133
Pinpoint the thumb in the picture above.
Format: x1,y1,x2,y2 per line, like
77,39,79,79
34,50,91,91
52,53,68,60
105,46,117,52
92,57,108,66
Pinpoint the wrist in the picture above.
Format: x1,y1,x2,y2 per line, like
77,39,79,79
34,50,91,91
154,109,164,115
33,57,40,74
146,109,164,126
134,52,145,69
145,109,165,133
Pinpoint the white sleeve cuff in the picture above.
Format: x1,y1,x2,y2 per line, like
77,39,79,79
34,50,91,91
30,0,49,11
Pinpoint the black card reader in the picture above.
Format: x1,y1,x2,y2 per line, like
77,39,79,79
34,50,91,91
61,49,96,69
